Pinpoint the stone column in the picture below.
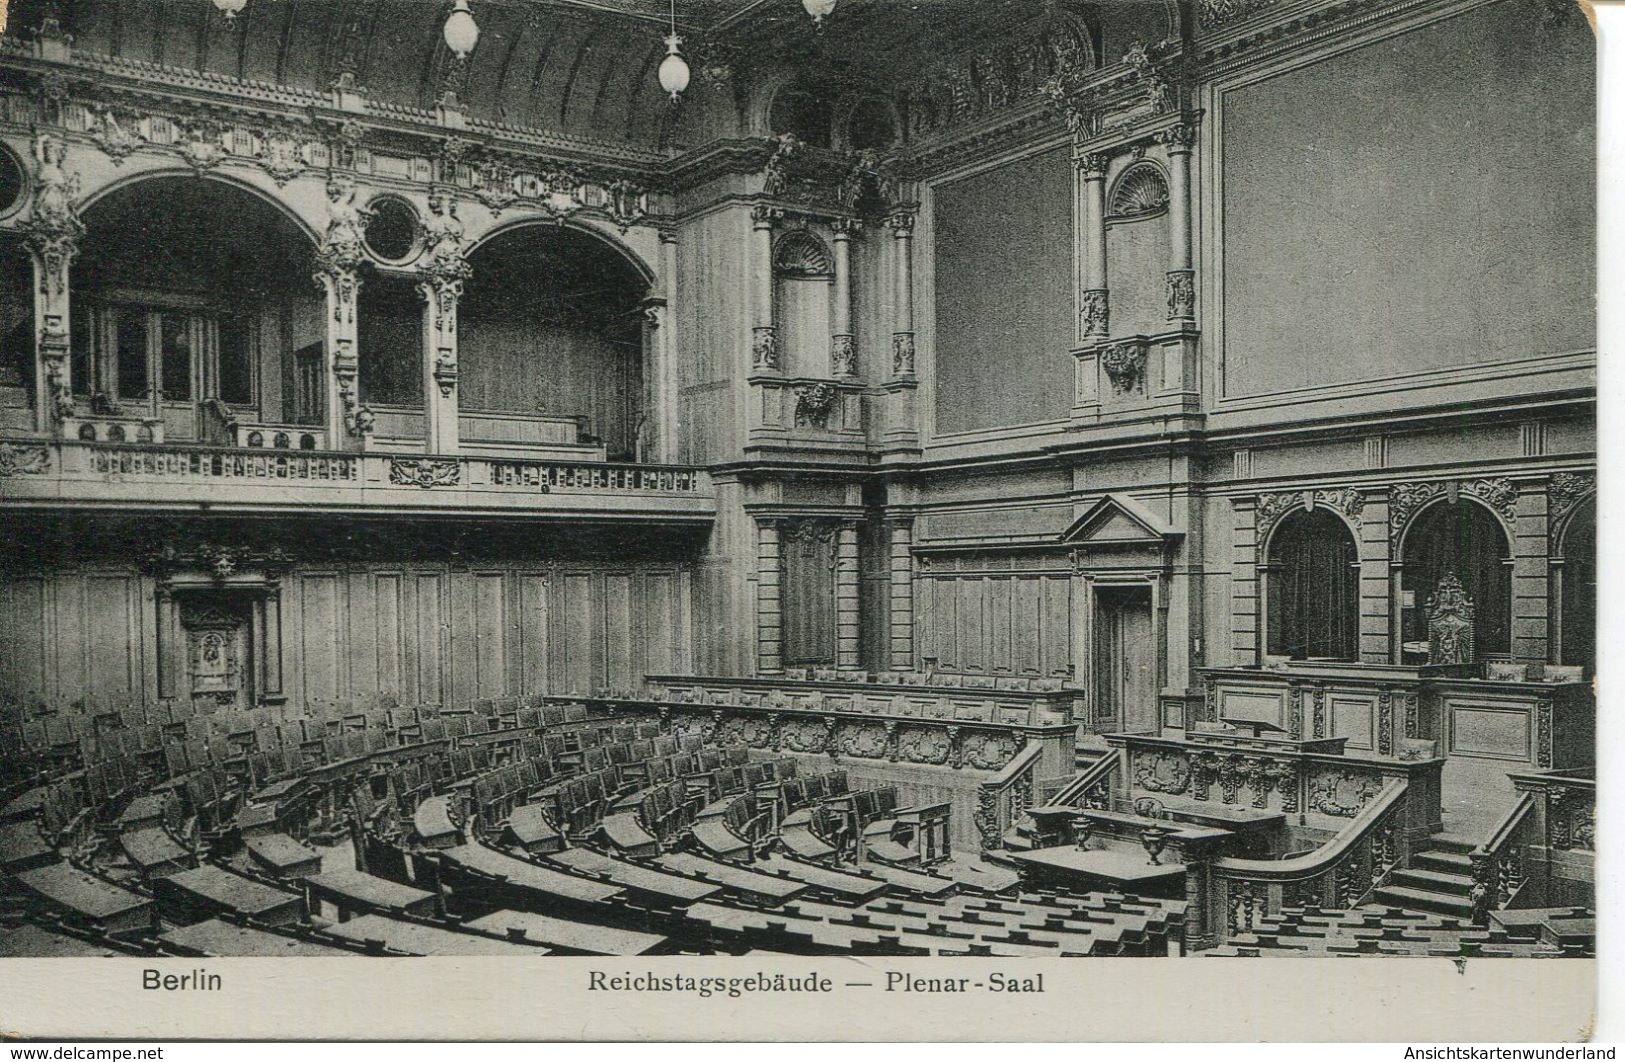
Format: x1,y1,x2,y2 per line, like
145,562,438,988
750,205,780,374
755,518,784,674
1160,123,1196,325
830,219,858,378
658,228,681,461
254,585,286,704
417,264,466,455
887,517,916,672
887,207,917,380
154,586,180,701
1078,152,1111,342
22,133,82,434
836,521,862,671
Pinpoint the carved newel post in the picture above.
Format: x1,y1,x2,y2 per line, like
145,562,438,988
887,207,917,379
417,186,470,455
23,133,82,433
313,174,373,447
830,219,858,378
1077,152,1111,342
750,204,781,374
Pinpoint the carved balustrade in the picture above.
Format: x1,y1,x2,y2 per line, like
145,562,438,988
0,440,715,521
1205,781,1412,948
1495,768,1595,916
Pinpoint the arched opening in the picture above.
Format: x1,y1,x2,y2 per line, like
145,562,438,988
1265,508,1360,662
1400,501,1512,662
0,236,33,429
461,225,649,461
1555,497,1595,671
75,176,320,440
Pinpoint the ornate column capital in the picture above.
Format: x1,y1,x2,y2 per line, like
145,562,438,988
1156,121,1199,154
831,217,862,240
750,203,783,229
1076,152,1112,181
885,207,917,236
1080,289,1110,340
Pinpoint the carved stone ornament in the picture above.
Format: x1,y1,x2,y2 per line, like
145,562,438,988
1199,0,1285,28
773,231,832,278
1133,750,1191,795
891,332,917,377
1308,768,1381,817
1389,480,1444,535
1166,269,1195,320
751,326,780,372
1255,487,1365,539
179,121,226,173
0,443,50,476
1100,339,1148,396
603,179,648,230
908,15,1093,143
24,134,83,302
1108,164,1169,220
316,174,369,274
89,106,143,164
389,457,462,489
1550,471,1595,526
1080,289,1110,339
793,382,840,429
1463,477,1519,524
1426,572,1476,666
1123,38,1178,116
830,334,857,378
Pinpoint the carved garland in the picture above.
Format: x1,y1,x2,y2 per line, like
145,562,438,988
388,458,461,489
1099,339,1148,396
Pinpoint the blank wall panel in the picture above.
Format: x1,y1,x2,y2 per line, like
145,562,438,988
0,579,50,707
299,575,341,704
346,573,378,698
52,576,87,706
85,576,139,706
604,573,634,692
413,574,444,706
556,573,596,695
474,573,508,700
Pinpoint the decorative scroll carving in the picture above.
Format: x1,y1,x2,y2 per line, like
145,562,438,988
1287,687,1303,739
1308,768,1380,817
1123,39,1178,116
792,383,840,429
1404,693,1419,740
1426,573,1475,666
1463,477,1518,524
1377,690,1394,756
841,721,890,759
88,105,143,164
388,458,461,489
1256,488,1365,540
1080,289,1110,339
909,17,1094,141
1312,687,1327,739
1199,0,1286,27
24,133,82,296
1192,751,1218,801
1241,757,1274,809
1389,480,1444,535
1271,761,1302,814
1165,269,1195,320
0,444,50,476
974,787,1003,851
1535,700,1553,768
1215,754,1245,805
1133,750,1191,795
1099,339,1148,396
1549,472,1595,526
1548,787,1594,851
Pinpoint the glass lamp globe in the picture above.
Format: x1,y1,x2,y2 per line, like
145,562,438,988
443,0,481,59
213,0,249,19
658,35,690,103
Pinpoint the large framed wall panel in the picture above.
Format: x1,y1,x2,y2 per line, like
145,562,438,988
0,578,51,708
915,557,1073,677
517,574,551,695
298,574,343,705
372,573,404,700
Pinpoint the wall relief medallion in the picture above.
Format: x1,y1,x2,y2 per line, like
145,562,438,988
1133,750,1191,795
0,444,49,476
793,383,840,429
388,458,461,489
1308,768,1381,817
1100,339,1148,396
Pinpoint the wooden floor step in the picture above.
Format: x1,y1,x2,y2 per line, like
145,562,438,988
1390,867,1475,893
1372,885,1475,917
1425,834,1479,854
1413,849,1474,873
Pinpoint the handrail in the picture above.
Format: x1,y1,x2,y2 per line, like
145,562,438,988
988,742,1043,789
1046,751,1119,809
1214,780,1407,883
1468,790,1540,923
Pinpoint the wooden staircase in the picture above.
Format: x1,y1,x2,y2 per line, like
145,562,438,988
1371,833,1477,918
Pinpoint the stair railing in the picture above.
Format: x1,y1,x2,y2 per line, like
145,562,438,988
1468,791,1539,925
1207,780,1409,947
974,742,1043,851
1045,750,1119,810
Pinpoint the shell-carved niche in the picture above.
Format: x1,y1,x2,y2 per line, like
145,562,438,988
1107,163,1169,221
773,230,833,278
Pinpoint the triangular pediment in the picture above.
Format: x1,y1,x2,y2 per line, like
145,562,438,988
1059,493,1181,546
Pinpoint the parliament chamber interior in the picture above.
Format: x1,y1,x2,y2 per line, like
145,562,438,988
0,0,1596,960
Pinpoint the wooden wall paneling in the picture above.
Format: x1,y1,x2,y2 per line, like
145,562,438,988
299,574,342,705
0,578,50,708
413,573,446,706
373,573,403,701
346,571,378,700
1042,574,1073,677
603,571,635,693
52,574,87,707
554,572,597,695
474,571,509,701
84,575,140,708
518,573,550,696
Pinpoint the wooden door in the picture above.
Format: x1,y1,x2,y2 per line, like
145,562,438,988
181,599,253,711
1093,586,1157,732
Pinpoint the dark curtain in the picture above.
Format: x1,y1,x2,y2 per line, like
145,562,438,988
1268,509,1360,661
1401,502,1512,657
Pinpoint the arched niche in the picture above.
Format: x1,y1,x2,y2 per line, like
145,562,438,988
1263,507,1361,662
773,230,834,379
1399,499,1513,661
1104,161,1171,339
1552,494,1596,670
460,223,651,461
75,174,321,437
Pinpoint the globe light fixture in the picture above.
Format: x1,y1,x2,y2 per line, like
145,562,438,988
212,0,249,19
658,33,691,104
443,0,481,60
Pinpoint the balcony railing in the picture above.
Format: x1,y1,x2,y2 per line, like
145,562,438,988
0,439,715,522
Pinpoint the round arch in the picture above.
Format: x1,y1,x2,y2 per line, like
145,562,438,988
1398,497,1514,660
465,216,656,287
76,167,322,250
1553,493,1596,670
